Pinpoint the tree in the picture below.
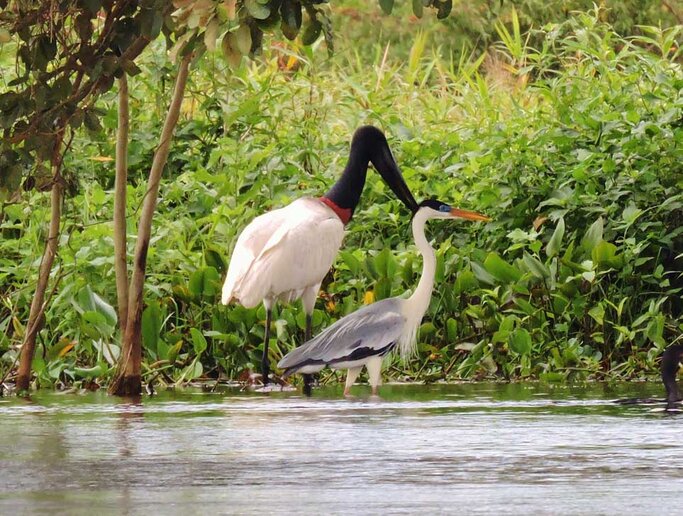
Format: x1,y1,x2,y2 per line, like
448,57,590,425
0,0,165,391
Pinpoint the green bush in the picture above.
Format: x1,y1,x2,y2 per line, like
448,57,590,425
1,9,681,388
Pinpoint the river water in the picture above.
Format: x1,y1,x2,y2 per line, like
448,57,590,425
1,382,681,515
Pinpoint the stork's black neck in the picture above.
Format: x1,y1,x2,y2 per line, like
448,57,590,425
323,144,369,214
322,126,418,223
662,344,682,405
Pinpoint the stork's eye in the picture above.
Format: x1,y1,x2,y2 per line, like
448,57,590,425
439,204,451,212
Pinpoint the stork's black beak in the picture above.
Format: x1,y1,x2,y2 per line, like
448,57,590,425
372,145,419,213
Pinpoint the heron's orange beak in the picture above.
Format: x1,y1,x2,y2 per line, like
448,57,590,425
450,208,491,222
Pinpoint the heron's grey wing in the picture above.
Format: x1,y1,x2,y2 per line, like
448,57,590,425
277,298,405,374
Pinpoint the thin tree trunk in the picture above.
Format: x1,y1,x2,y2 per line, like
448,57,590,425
114,74,130,330
109,54,192,396
15,135,65,391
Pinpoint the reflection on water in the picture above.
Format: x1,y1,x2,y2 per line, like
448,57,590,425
0,383,681,515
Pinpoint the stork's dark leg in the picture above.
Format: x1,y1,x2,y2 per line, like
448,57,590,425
302,313,313,396
261,307,272,385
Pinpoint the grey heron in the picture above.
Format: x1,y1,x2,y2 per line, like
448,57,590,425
277,199,490,396
221,126,418,390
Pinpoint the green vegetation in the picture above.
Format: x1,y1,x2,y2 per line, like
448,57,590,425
1,2,681,391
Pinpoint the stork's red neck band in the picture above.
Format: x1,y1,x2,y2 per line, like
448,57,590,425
319,197,352,225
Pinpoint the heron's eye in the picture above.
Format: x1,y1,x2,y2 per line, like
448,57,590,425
439,204,451,212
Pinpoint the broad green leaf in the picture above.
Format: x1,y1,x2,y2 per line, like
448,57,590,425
379,0,394,14
74,364,105,379
204,247,226,274
82,311,114,338
453,269,478,295
412,0,423,18
522,252,549,279
301,15,322,45
189,266,220,298
75,285,117,326
581,217,603,254
484,252,522,283
167,340,183,364
339,250,361,275
190,328,208,355
545,218,565,258
591,241,619,267
231,24,252,55
588,303,605,325
509,328,532,355
245,0,270,19
142,302,162,354
471,262,496,285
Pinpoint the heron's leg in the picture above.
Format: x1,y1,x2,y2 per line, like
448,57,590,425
344,367,363,397
366,357,383,397
261,300,273,385
301,288,318,396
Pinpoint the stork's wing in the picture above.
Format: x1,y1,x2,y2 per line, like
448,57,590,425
277,298,406,375
222,198,345,308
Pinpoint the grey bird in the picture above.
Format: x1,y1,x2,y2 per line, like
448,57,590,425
277,199,490,396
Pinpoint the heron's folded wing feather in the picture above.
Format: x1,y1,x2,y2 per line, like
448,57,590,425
277,299,405,370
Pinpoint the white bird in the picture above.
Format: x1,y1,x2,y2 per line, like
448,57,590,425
221,126,418,390
277,199,490,396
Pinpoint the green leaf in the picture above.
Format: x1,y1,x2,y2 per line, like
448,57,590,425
301,15,322,45
581,217,603,254
82,311,114,338
188,266,220,298
74,365,105,379
374,248,397,278
221,32,242,67
588,303,605,325
204,248,226,274
339,250,361,275
453,269,478,295
591,241,619,267
522,253,549,279
231,24,252,55
483,253,522,283
167,340,183,364
245,0,270,20
190,328,208,355
184,359,204,381
142,302,162,354
412,0,424,18
379,0,394,14
74,286,117,326
509,328,532,355
471,262,496,286
546,218,565,258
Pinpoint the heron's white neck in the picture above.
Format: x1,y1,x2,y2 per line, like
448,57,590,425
397,210,436,357
407,210,436,315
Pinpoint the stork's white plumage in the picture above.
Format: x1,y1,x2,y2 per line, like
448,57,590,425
221,126,419,390
278,200,490,397
222,198,344,308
